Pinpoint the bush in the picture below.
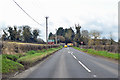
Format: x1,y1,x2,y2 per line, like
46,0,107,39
15,53,25,58
2,54,19,61
2,59,24,74
26,50,36,55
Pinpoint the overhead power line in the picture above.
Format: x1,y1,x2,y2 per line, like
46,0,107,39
13,0,42,26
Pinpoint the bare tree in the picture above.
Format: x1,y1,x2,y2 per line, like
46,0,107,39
90,30,101,45
90,30,101,39
109,32,114,45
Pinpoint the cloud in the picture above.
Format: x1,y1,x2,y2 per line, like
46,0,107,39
0,0,119,41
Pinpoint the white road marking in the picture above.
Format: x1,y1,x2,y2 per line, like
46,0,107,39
78,61,91,73
73,55,77,59
70,52,91,73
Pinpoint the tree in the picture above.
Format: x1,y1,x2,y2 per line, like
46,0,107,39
49,32,54,39
33,29,39,42
74,24,81,45
37,38,45,44
1,25,42,43
16,29,22,41
102,37,106,45
57,36,65,43
90,30,101,45
8,26,14,41
81,30,89,45
109,32,114,45
65,28,75,41
7,26,22,41
56,27,64,36
90,30,101,39
22,26,32,42
2,30,8,41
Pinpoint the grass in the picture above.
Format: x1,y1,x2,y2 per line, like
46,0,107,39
1,46,62,74
0,55,2,73
73,46,120,60
2,59,24,74
17,46,62,65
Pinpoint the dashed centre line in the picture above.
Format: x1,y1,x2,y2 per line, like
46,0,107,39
70,52,91,73
73,55,77,60
78,61,91,73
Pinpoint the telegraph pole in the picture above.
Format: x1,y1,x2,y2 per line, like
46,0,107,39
45,16,48,45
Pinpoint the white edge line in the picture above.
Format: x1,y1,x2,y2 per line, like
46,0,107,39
78,61,91,73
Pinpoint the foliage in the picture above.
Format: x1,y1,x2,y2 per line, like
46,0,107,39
90,30,101,39
74,24,82,45
56,27,66,36
2,54,19,61
2,25,42,43
49,27,75,44
49,32,54,39
26,50,36,55
22,26,33,42
33,29,40,42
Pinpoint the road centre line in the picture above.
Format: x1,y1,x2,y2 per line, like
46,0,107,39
73,55,77,59
78,61,91,73
70,52,91,73
71,52,73,55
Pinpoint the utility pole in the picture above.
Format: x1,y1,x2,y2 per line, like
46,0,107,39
45,16,48,45
55,29,57,44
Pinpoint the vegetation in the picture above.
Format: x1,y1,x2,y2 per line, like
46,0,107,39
73,47,119,60
2,59,24,74
17,46,62,65
2,54,19,61
1,46,62,74
1,25,44,44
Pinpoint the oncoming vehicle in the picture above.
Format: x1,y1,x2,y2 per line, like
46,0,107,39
67,43,73,47
64,45,67,48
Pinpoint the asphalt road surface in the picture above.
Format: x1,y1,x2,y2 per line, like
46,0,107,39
14,47,118,78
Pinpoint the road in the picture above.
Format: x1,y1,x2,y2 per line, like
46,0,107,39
14,47,118,78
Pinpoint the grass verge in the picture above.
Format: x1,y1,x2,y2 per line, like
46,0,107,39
2,59,24,74
2,46,62,76
73,46,120,60
17,46,62,67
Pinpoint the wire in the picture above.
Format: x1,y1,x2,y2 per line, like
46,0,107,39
13,0,42,26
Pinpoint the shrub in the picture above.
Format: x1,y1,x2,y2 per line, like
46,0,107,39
26,50,36,55
15,53,25,58
2,54,19,61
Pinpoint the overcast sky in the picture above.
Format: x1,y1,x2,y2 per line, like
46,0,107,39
0,0,119,42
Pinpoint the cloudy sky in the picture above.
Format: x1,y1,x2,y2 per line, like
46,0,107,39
0,0,119,42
